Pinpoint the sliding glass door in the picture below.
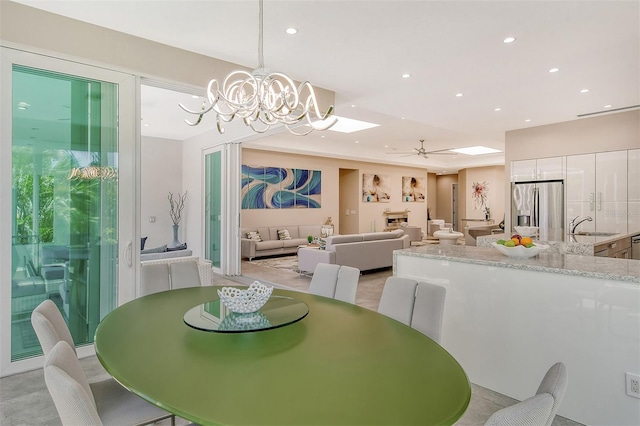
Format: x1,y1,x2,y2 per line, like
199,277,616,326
204,143,242,276
1,48,135,374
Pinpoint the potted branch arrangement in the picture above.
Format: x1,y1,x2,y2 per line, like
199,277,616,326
168,191,187,248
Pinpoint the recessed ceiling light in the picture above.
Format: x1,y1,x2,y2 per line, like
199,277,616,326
604,104,612,108
580,89,589,93
17,101,30,110
549,68,560,73
450,146,502,155
354,140,359,144
494,108,502,112
401,117,406,120
525,119,532,122
503,36,516,44
456,93,463,97
144,123,150,127
401,73,411,79
191,95,199,99
351,104,356,108
384,145,389,148
285,27,298,35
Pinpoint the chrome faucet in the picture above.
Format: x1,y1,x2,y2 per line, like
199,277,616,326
570,216,593,234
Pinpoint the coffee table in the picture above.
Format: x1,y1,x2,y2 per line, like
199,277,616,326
95,287,470,425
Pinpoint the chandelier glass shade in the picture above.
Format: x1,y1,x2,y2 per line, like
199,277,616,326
180,0,336,136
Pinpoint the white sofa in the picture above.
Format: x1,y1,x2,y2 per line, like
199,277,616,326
241,225,323,260
140,248,193,262
298,229,410,273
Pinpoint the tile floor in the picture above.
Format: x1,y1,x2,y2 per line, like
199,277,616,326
0,256,582,425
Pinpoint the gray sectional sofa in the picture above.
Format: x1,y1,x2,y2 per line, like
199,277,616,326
241,225,323,260
298,229,410,273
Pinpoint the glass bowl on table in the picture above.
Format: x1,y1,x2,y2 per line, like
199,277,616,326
217,281,273,313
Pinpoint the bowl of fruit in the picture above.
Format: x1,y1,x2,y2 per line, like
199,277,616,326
491,234,548,258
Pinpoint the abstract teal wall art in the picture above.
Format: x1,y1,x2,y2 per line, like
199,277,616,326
241,165,321,209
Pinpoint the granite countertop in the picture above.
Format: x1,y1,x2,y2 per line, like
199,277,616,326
394,244,640,283
477,231,640,256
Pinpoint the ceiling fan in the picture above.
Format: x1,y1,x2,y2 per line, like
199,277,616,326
387,140,455,159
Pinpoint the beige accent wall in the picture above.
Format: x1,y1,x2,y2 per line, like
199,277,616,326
505,110,639,162
427,172,438,221
435,174,458,225
458,166,506,231
339,169,360,235
242,148,429,235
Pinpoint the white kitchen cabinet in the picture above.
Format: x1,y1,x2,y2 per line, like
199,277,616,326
595,151,627,233
566,154,595,204
536,157,564,180
628,149,640,232
511,157,563,182
566,151,628,234
511,159,536,181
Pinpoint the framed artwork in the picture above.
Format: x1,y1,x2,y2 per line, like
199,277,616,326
241,165,321,209
402,176,425,202
471,181,489,210
362,173,391,202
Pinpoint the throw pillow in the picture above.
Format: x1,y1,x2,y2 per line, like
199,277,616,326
166,243,188,252
141,244,167,254
141,236,148,250
246,231,263,242
277,229,292,240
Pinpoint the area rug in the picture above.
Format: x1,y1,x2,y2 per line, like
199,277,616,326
250,255,299,274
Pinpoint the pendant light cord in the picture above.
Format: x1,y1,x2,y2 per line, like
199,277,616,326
258,0,264,69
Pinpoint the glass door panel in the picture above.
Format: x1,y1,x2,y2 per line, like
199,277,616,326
10,66,118,361
205,151,222,270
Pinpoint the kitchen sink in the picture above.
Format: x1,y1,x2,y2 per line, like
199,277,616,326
570,232,619,237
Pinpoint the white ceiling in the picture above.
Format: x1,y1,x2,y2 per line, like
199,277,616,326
14,0,640,173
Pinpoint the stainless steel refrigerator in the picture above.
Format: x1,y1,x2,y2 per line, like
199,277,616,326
512,180,564,241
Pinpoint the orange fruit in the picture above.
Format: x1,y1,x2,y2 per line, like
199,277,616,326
521,237,533,246
511,237,520,246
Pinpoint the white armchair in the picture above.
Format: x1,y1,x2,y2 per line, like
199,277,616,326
428,219,452,236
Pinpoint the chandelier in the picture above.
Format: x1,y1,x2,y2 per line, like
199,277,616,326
180,0,337,136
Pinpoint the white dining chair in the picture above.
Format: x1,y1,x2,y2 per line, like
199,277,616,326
411,282,446,343
485,362,568,426
31,299,76,356
378,277,447,343
334,265,360,304
169,260,201,289
44,341,174,426
377,277,418,326
309,263,340,298
140,263,170,296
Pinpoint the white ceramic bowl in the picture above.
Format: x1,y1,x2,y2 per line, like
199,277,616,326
491,242,548,258
217,281,273,314
514,226,539,237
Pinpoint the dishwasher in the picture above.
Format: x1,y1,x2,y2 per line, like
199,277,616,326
633,234,640,260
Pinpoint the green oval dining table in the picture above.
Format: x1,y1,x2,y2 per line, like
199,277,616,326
94,287,471,426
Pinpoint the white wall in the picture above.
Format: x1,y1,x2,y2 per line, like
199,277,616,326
140,136,183,249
